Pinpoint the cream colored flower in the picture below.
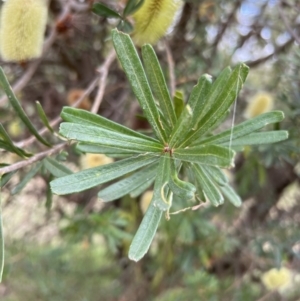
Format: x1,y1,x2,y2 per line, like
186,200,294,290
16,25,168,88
261,267,292,292
132,0,183,46
244,92,274,118
0,0,48,62
80,154,113,169
140,190,153,214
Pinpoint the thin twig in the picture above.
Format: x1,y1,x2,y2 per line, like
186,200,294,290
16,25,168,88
164,41,176,97
0,143,67,176
91,50,116,114
278,2,300,45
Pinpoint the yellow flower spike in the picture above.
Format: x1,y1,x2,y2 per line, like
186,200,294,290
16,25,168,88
80,154,114,169
140,190,153,214
132,0,183,46
244,92,274,119
0,0,48,62
261,267,292,292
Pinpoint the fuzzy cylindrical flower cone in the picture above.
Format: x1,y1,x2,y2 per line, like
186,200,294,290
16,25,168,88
244,92,274,118
0,0,48,62
132,0,183,46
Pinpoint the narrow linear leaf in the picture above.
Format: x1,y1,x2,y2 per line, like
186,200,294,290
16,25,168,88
173,145,235,168
0,67,51,147
169,159,196,200
61,107,159,143
36,101,54,133
173,90,185,118
112,29,167,143
92,3,122,18
198,67,231,118
220,184,242,207
186,163,206,202
181,64,249,147
187,74,213,122
130,176,155,198
98,163,158,202
128,201,162,262
11,162,43,195
59,123,163,153
45,181,53,210
220,130,289,147
43,157,73,178
0,170,17,187
0,181,4,282
124,0,145,16
193,164,224,206
194,111,285,146
168,104,193,148
202,165,228,186
152,155,171,211
77,143,132,158
142,44,176,129
0,124,30,157
50,153,158,195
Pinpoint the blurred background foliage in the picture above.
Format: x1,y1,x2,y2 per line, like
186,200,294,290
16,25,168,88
0,0,300,300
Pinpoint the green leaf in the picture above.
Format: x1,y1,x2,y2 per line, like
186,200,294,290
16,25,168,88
142,44,176,130
0,124,30,157
117,20,134,33
193,164,224,206
112,29,167,143
92,3,122,19
0,170,17,187
124,0,145,17
43,157,73,178
128,201,162,262
36,101,54,133
173,145,235,168
195,111,285,146
202,165,228,186
77,143,132,158
59,123,163,153
181,64,249,147
50,153,158,195
220,184,242,207
198,67,231,117
168,159,196,200
45,181,53,210
0,67,51,147
187,74,212,121
0,181,4,282
130,176,155,198
11,162,43,195
151,155,172,211
173,90,185,118
168,104,193,148
98,163,158,202
220,130,289,147
61,107,158,143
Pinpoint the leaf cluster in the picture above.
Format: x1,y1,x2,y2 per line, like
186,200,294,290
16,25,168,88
50,29,288,261
92,0,145,33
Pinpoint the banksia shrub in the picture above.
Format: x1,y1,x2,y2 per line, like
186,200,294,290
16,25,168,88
0,0,48,62
132,0,183,46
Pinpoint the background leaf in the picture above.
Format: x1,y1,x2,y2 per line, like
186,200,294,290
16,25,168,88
92,3,122,19
0,68,51,147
